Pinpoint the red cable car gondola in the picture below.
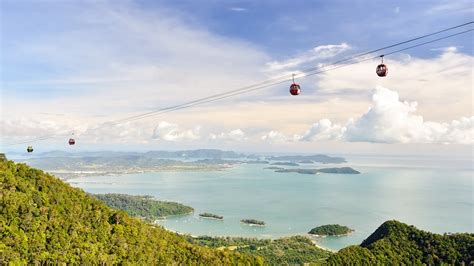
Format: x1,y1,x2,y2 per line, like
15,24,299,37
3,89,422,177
27,145,34,153
376,55,388,77
289,74,301,95
69,133,75,145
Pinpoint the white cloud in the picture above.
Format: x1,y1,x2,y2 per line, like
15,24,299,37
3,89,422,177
299,87,473,144
210,129,247,142
300,119,345,141
316,48,473,121
3,1,269,117
261,130,292,143
230,7,247,12
266,43,351,72
426,0,474,15
152,121,200,141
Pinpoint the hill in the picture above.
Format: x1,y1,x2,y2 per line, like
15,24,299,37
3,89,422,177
0,160,261,264
91,193,193,220
327,220,474,264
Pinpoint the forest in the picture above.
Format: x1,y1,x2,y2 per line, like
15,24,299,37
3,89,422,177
187,235,332,265
0,161,261,264
327,220,474,264
92,193,193,220
1,160,472,265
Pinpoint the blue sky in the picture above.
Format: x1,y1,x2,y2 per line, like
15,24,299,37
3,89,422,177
135,0,473,55
1,0,473,154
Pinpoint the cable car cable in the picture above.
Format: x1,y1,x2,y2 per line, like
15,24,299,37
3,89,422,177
2,24,473,147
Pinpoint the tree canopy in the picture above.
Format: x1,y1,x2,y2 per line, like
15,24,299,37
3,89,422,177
0,161,262,264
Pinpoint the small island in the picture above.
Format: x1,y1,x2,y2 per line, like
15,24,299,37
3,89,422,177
308,224,354,236
199,213,224,220
275,167,360,175
264,166,285,170
241,219,266,226
271,162,299,166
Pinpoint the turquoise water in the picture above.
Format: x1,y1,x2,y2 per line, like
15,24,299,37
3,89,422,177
67,155,473,251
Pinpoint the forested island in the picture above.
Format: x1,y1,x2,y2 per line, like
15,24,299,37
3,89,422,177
271,162,299,166
92,193,194,220
275,167,360,175
263,166,284,170
199,213,224,220
241,219,266,226
308,224,354,236
266,154,346,164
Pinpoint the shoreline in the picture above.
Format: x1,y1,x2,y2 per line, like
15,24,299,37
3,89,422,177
308,230,354,238
199,216,224,221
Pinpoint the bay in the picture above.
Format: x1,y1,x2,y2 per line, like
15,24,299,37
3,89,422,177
67,154,473,251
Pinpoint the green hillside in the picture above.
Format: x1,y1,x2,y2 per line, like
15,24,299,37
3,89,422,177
327,220,474,264
0,161,262,264
92,193,194,220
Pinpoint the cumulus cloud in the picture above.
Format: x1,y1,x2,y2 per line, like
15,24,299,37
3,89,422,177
210,129,247,142
152,121,200,141
316,48,473,121
261,130,292,143
300,119,345,141
298,87,473,144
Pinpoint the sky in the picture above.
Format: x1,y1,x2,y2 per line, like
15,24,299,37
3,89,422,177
1,0,473,155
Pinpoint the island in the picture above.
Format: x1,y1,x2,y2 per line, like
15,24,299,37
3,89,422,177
199,213,224,220
275,167,360,175
264,166,285,170
92,193,194,221
241,219,266,226
271,162,299,166
308,224,354,236
267,154,346,164
299,160,314,164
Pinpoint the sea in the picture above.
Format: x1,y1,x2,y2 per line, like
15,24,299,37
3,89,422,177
66,154,473,251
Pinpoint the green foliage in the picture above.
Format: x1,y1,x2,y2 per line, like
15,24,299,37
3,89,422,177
241,219,265,226
240,236,332,265
199,213,223,219
187,235,332,265
187,236,271,248
0,161,262,264
327,220,474,265
308,224,354,236
92,193,193,220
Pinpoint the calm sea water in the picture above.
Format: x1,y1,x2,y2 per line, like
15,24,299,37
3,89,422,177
67,155,473,251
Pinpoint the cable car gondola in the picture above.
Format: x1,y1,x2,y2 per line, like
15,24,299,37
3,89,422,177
27,146,34,153
289,74,301,95
69,133,75,145
376,55,388,77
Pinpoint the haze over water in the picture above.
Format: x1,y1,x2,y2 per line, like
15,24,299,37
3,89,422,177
68,154,473,251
